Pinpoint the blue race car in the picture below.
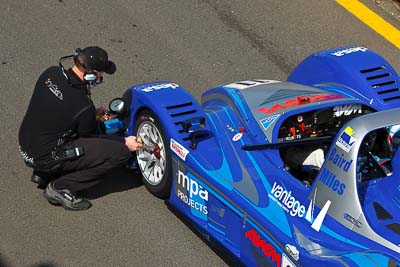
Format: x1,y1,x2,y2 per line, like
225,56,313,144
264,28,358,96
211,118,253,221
109,46,400,266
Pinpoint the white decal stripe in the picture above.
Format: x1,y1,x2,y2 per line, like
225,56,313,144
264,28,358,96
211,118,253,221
305,201,313,222
306,188,317,222
311,200,331,232
225,80,280,90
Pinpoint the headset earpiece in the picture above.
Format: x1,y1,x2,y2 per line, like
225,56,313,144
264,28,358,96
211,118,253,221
73,48,81,58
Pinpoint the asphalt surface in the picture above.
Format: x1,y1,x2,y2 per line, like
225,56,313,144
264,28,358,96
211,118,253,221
383,0,400,19
0,1,399,267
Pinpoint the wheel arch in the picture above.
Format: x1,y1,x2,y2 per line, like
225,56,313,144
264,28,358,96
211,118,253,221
126,81,208,148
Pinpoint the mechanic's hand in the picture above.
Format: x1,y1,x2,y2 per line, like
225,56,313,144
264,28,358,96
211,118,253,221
96,107,114,122
125,136,144,151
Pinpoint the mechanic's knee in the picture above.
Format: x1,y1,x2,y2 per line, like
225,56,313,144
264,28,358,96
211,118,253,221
110,146,132,167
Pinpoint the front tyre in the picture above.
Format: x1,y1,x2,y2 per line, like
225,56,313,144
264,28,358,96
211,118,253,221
134,110,171,198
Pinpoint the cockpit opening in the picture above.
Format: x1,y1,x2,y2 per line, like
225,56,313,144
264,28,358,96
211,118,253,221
278,104,376,186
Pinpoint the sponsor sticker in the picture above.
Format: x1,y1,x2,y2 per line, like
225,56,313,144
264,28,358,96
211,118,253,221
285,244,299,261
278,134,302,143
232,133,243,142
269,182,307,217
282,254,296,267
140,82,179,92
333,104,362,117
344,213,362,228
245,229,282,267
269,181,331,232
225,79,280,90
170,138,189,161
331,46,368,57
210,205,225,218
327,147,353,172
336,126,357,152
226,124,235,132
176,170,208,215
260,115,279,130
319,169,346,196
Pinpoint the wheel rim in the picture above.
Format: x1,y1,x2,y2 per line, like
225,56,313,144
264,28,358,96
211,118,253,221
136,121,167,186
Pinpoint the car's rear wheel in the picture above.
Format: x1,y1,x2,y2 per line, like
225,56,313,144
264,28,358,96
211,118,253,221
134,110,171,198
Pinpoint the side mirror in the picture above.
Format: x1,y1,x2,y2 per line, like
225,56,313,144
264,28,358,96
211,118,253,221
109,98,127,116
182,117,205,133
181,117,206,149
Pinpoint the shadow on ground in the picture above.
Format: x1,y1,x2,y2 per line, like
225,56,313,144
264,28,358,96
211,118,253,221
0,255,10,267
82,168,143,200
29,263,58,267
0,254,59,267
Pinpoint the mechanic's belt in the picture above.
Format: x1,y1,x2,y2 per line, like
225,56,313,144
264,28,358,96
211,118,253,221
24,147,85,172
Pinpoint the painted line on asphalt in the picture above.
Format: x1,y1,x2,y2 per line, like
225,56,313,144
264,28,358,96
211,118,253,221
337,0,400,49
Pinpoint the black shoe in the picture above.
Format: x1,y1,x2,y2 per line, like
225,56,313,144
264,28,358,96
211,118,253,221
43,182,92,211
31,173,50,189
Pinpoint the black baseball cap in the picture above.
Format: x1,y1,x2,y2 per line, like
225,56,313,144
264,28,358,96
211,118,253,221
81,46,116,74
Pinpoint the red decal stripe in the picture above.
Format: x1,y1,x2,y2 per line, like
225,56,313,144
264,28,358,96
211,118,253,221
259,94,344,114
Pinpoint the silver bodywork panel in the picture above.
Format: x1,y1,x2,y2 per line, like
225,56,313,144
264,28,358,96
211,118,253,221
311,107,400,253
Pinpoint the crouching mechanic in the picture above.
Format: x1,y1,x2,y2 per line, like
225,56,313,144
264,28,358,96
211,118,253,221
18,46,143,211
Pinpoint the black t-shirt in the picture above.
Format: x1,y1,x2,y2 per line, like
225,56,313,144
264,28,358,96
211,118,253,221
19,66,97,164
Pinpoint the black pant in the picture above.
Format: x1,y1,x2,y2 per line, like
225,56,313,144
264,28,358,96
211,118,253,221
53,137,132,193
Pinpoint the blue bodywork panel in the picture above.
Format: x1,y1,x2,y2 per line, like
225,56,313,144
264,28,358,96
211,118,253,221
288,46,400,111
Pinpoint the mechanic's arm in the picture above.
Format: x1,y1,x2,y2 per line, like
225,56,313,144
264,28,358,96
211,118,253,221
73,105,99,135
78,105,114,135
76,105,143,151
